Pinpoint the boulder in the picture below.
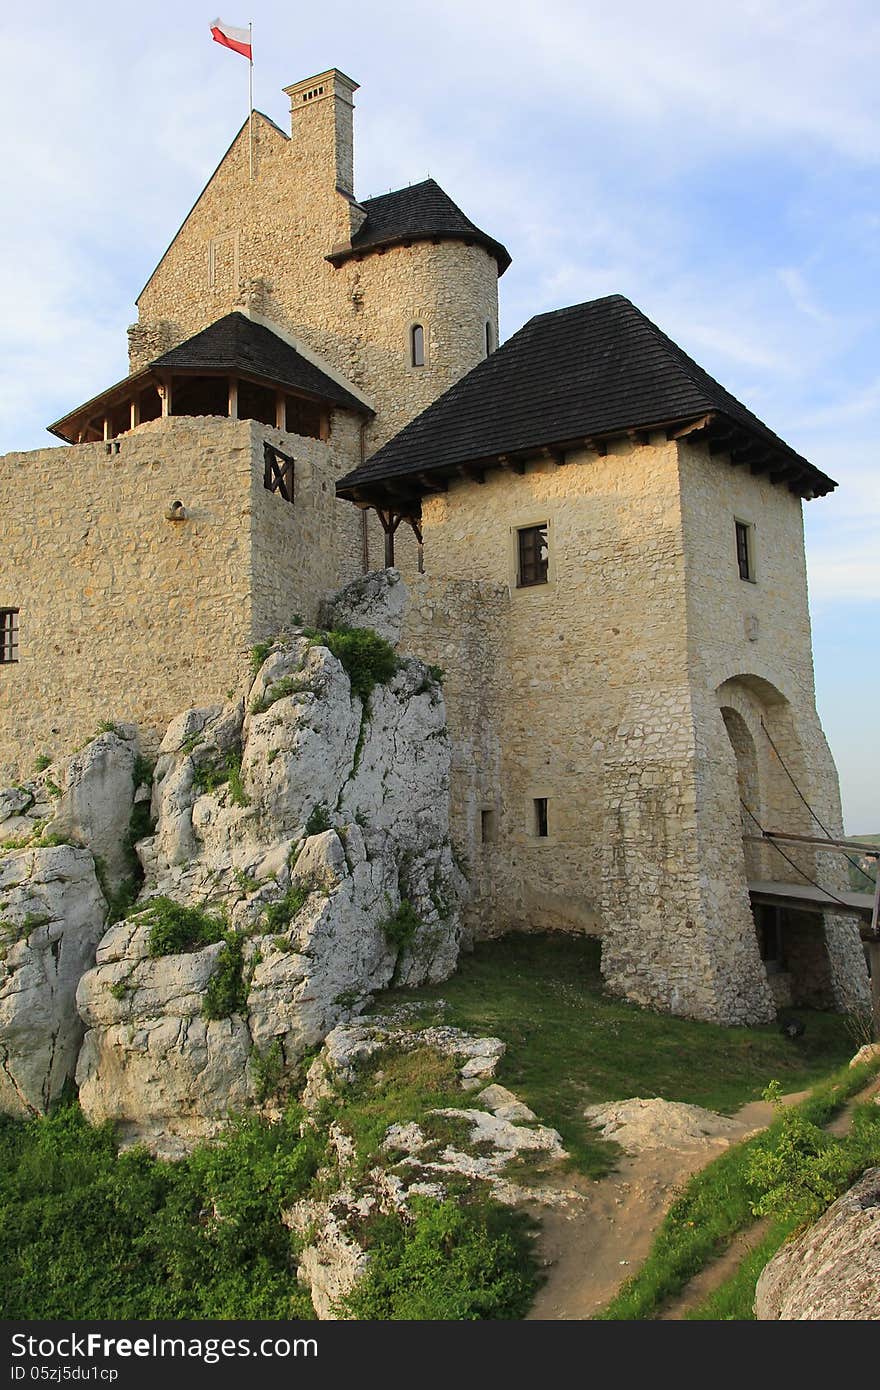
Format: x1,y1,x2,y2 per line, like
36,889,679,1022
0,845,107,1115
755,1167,880,1319
321,567,408,648
76,622,464,1151
51,728,139,889
584,1097,750,1153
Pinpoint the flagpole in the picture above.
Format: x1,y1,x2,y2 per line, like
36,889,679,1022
248,21,254,181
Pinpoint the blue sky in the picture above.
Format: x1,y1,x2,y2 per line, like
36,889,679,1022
1,1,877,830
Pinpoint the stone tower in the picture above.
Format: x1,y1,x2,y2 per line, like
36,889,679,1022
133,69,509,456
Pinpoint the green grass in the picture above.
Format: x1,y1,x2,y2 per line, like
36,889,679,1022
326,1045,467,1176
0,1101,321,1319
382,933,857,1177
341,1195,538,1320
598,1061,880,1319
683,1094,880,1320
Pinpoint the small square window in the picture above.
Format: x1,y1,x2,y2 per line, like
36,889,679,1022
517,524,549,587
1,608,19,664
533,797,549,838
735,520,755,582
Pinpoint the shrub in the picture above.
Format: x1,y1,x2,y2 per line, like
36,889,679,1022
380,899,421,952
142,898,227,958
33,754,52,773
249,676,306,716
250,1041,284,1102
304,804,331,837
340,1195,538,1320
262,881,313,933
250,640,275,676
745,1081,853,1224
319,626,398,703
193,752,249,807
203,933,248,1021
0,1101,321,1318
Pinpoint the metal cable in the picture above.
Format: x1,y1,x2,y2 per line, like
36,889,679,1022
739,797,857,913
759,718,876,887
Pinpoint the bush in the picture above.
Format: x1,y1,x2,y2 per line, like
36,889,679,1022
306,626,397,703
380,899,421,952
0,1101,321,1318
263,881,314,933
193,752,249,807
203,933,248,1020
341,1195,538,1320
304,804,331,837
142,898,227,957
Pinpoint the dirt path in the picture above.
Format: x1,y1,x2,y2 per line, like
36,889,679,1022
527,1092,802,1321
658,1073,880,1319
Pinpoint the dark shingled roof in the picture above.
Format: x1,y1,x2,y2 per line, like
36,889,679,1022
328,178,511,274
152,313,369,413
337,294,835,502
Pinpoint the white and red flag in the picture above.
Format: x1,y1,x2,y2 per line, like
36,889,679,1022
210,18,252,60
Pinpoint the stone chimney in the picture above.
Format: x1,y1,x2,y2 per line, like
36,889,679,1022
283,69,359,198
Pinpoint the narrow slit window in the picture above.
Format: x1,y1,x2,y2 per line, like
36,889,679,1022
735,520,755,582
517,523,549,587
533,798,549,838
410,323,425,368
1,608,19,664
481,808,497,843
485,320,494,356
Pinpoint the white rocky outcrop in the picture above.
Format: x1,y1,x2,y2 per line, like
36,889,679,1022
755,1167,880,1319
51,728,139,889
74,594,465,1151
321,567,407,648
288,1009,570,1319
0,845,107,1115
584,1096,752,1152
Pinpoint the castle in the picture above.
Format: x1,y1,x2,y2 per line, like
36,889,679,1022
0,68,870,1026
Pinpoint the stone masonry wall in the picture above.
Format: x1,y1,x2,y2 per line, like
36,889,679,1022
0,415,361,782
134,95,500,455
403,434,867,1023
678,439,869,1016
404,436,697,949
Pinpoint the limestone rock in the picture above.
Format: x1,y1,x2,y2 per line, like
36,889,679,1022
850,1042,880,1069
75,911,252,1159
76,621,464,1151
584,1096,750,1153
321,568,408,648
755,1167,880,1320
0,845,107,1115
51,728,139,889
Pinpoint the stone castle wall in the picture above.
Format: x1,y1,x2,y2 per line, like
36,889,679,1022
403,434,869,1023
0,415,360,782
134,102,500,453
404,435,693,942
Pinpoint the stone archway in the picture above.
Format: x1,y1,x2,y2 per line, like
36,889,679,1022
715,674,869,1015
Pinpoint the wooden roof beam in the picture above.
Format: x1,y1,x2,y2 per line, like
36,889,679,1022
583,437,608,456
496,453,526,475
627,428,652,445
540,446,567,466
418,472,447,493
457,464,486,484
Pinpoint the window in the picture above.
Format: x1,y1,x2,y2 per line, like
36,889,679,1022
517,523,549,587
410,323,425,368
735,520,755,582
480,808,497,843
263,443,294,503
485,320,494,356
533,798,549,838
1,608,19,664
